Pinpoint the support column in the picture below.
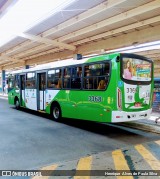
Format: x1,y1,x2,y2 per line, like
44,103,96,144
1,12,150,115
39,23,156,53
2,70,6,94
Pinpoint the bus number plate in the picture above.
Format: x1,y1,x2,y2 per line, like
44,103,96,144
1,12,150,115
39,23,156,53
88,96,102,102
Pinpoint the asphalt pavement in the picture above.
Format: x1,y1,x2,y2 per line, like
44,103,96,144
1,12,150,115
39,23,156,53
0,95,160,179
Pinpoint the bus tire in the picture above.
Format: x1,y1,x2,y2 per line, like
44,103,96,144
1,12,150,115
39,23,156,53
15,98,20,110
51,103,61,121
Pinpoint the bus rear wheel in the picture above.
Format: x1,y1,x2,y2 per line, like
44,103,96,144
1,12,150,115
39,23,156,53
51,103,61,121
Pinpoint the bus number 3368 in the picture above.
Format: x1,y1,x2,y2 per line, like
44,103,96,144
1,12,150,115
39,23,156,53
88,96,102,102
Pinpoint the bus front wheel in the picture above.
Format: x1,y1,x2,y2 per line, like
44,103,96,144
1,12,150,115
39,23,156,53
51,103,61,121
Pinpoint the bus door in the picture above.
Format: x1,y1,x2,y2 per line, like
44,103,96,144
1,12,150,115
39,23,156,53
20,75,26,107
37,72,46,110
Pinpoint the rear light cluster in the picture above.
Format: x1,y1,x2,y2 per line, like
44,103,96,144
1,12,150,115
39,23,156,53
117,88,122,110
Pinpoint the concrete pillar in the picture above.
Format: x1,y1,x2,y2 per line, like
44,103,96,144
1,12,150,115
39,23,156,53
2,70,5,94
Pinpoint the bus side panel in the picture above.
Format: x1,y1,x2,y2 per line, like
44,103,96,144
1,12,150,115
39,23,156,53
45,89,60,113
53,90,77,119
8,88,20,105
25,89,37,110
45,90,81,119
67,89,116,122
69,91,104,121
80,91,107,121
65,90,115,122
8,89,15,105
61,90,78,119
45,90,109,121
39,90,46,110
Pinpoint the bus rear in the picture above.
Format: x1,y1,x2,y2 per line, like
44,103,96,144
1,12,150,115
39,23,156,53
112,53,153,122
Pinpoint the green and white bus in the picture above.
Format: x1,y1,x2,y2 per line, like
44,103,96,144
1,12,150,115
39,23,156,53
8,53,154,123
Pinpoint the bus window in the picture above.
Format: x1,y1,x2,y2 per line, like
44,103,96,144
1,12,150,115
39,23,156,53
63,68,71,88
26,73,35,88
48,70,56,88
14,75,20,88
103,63,110,76
77,67,82,77
84,62,110,90
84,66,92,89
21,76,25,90
39,73,46,90
55,69,62,88
122,57,151,82
71,66,82,89
8,75,15,88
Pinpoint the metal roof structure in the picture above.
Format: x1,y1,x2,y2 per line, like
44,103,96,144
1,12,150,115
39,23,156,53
0,0,160,76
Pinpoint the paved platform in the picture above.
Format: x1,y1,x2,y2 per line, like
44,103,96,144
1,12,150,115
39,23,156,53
0,96,160,179
31,140,160,178
117,112,160,134
0,93,8,99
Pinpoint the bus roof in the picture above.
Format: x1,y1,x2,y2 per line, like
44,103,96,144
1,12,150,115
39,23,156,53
12,53,120,74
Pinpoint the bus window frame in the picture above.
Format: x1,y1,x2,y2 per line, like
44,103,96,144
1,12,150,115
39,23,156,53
16,60,111,91
47,68,62,89
45,61,111,91
14,74,20,88
20,73,26,90
26,72,36,89
8,75,15,89
82,60,111,91
68,65,82,90
120,53,153,85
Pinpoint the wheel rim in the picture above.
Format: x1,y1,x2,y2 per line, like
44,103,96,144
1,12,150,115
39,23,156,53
53,107,59,119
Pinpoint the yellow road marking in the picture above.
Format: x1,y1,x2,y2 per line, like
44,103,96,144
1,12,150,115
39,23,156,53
32,164,58,179
112,149,133,179
135,144,160,170
155,140,160,145
74,156,92,179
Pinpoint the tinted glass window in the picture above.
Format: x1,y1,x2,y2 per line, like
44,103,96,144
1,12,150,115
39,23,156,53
122,57,152,82
48,69,62,89
84,62,110,90
26,73,35,88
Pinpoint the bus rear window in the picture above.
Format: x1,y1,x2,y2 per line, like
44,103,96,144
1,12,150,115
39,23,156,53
122,57,152,82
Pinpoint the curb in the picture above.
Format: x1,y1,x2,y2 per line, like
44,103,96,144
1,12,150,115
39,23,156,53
0,95,8,99
118,121,160,134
